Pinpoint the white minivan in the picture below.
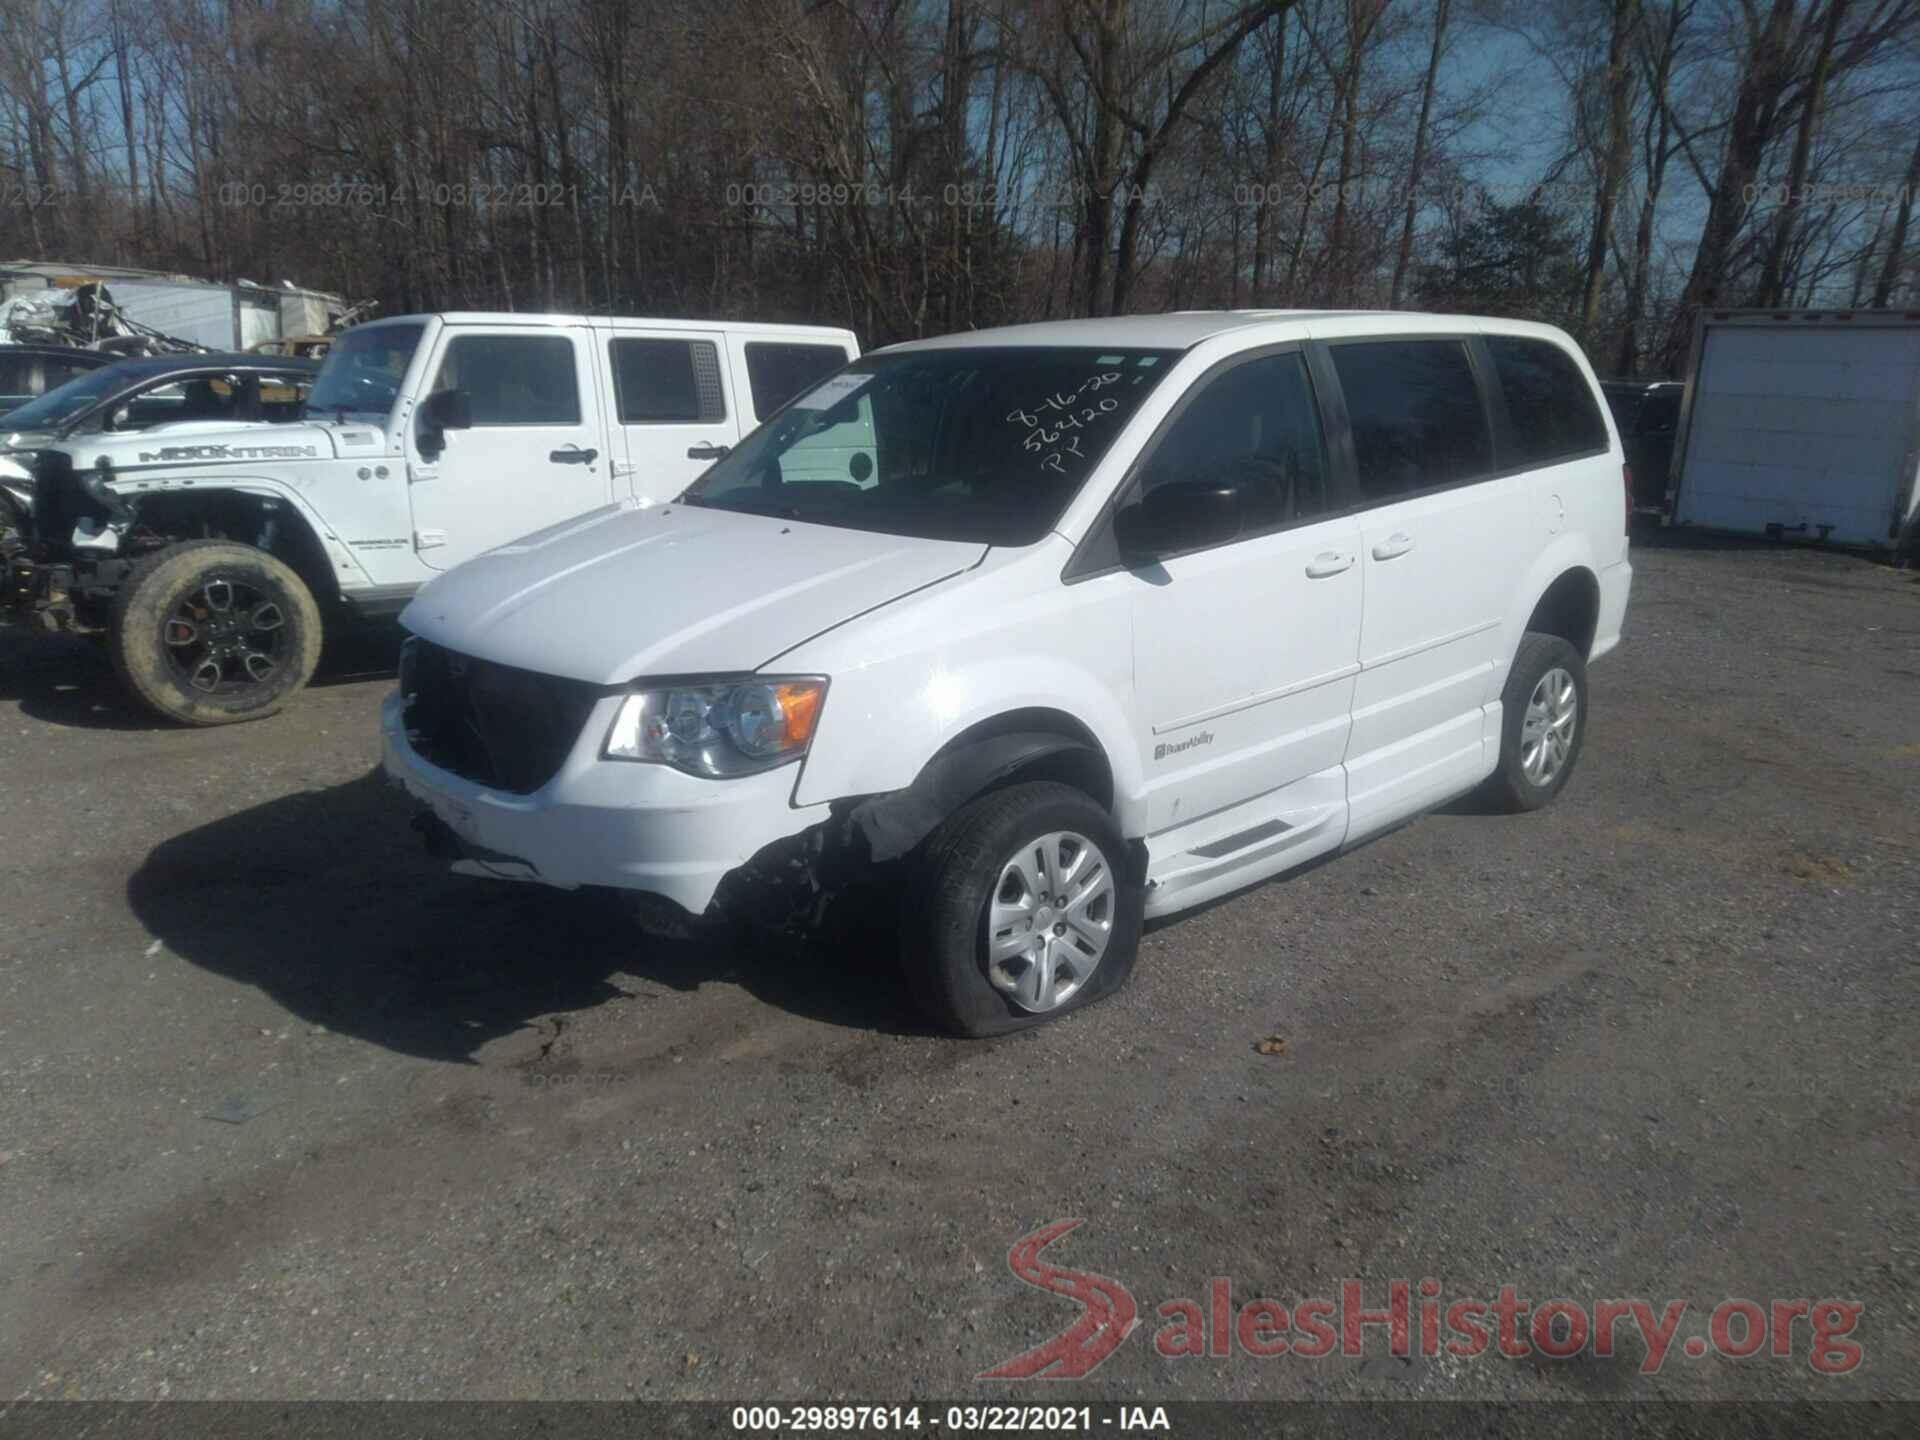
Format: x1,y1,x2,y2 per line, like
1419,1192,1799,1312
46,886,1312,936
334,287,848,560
384,311,1632,1035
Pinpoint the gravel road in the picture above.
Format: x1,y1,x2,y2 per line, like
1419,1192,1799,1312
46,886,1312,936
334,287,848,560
1,535,1915,1404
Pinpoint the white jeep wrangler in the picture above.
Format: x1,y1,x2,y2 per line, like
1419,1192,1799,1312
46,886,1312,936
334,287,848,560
0,313,859,724
384,310,1634,1035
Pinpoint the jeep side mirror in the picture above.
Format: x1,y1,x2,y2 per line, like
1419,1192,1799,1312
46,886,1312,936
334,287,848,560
1114,479,1243,564
415,388,471,458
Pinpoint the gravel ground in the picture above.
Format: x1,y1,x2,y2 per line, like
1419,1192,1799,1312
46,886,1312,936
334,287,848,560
0,534,1915,1406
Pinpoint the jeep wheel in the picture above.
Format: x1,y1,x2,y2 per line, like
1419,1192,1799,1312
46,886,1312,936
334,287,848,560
110,540,323,726
902,781,1143,1037
1479,631,1589,813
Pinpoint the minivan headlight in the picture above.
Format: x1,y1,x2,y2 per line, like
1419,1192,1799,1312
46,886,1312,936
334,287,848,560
604,676,827,777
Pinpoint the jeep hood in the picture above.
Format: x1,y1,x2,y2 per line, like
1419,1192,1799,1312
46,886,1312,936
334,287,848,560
400,502,985,684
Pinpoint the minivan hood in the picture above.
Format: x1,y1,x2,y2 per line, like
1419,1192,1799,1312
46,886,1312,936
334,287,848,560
400,502,986,684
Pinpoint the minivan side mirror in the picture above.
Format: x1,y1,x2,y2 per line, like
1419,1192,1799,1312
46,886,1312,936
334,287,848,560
1114,478,1243,564
416,388,471,456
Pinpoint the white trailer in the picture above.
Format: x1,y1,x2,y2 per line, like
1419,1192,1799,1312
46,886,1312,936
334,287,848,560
1669,309,1920,553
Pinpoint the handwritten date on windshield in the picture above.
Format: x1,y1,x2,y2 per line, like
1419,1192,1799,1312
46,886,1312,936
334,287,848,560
1008,372,1125,472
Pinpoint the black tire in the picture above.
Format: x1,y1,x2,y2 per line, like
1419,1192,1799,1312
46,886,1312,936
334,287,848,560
109,540,323,726
1479,631,1589,813
901,780,1143,1037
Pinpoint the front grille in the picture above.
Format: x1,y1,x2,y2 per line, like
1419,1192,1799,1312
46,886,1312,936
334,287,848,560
400,638,604,795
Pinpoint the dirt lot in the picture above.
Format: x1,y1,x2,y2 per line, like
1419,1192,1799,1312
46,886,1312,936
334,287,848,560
1,536,1916,1405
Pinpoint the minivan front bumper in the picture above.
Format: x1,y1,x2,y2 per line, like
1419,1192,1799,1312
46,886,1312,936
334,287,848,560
380,690,821,915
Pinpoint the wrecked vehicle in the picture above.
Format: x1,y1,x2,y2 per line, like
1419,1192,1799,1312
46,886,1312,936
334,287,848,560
1,313,858,725
384,311,1633,1034
1,353,322,714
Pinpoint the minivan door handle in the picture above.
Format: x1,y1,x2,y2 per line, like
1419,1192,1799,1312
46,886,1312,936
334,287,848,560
1371,533,1414,561
1305,551,1355,579
686,443,731,460
550,446,598,465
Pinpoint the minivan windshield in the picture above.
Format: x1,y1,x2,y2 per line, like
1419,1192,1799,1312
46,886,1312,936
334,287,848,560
680,346,1179,545
1,365,125,434
306,323,425,421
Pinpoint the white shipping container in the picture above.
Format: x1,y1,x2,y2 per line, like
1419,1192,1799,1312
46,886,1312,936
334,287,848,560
1671,311,1920,550
107,279,241,348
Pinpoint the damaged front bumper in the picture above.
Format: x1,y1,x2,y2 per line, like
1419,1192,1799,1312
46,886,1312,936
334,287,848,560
380,689,831,918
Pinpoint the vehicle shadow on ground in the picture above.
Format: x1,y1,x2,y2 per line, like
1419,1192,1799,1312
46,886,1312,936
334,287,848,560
0,620,407,732
126,770,928,1062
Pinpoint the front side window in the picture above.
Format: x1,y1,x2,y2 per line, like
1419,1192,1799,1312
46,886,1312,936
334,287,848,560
610,338,726,423
682,346,1177,545
1486,336,1608,466
430,335,581,425
1134,351,1329,534
307,322,425,420
744,342,849,418
1330,339,1491,502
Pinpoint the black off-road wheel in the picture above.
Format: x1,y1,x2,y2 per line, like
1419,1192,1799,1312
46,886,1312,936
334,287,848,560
902,781,1143,1037
109,540,323,726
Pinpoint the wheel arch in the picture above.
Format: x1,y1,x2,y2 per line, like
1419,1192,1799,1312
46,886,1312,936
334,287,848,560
1524,564,1601,658
122,481,364,607
845,708,1122,866
1499,532,1605,677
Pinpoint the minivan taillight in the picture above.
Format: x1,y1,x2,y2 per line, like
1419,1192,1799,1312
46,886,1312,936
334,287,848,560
1623,464,1633,531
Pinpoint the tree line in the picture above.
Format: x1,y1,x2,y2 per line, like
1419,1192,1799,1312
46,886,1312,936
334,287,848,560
2,0,1917,375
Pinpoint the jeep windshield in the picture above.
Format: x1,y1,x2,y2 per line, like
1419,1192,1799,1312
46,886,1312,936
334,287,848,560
679,346,1179,545
305,322,425,421
1,366,126,436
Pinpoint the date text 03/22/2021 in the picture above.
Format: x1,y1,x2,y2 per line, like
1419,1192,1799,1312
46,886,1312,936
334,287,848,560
730,1407,1169,1432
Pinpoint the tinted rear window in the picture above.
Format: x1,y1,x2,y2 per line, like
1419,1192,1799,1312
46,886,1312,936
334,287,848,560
609,338,727,423
1329,339,1492,502
1487,336,1609,466
744,342,849,417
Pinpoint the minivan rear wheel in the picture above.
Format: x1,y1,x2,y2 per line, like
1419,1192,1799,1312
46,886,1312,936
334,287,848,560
1481,631,1588,812
902,781,1142,1037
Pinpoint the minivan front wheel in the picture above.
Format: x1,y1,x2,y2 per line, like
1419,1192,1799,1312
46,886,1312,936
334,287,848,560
903,781,1142,1036
1483,631,1589,812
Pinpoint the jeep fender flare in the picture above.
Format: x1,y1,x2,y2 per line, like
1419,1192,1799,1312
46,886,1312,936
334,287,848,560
114,475,374,596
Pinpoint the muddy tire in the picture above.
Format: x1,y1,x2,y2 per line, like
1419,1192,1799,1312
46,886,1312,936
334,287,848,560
110,540,323,726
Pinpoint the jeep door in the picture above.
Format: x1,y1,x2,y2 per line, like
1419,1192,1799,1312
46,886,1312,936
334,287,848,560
1114,347,1363,839
405,325,610,570
1316,335,1524,838
602,330,742,504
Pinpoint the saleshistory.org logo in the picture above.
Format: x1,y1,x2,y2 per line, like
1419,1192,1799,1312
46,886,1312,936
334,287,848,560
979,1221,1865,1379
